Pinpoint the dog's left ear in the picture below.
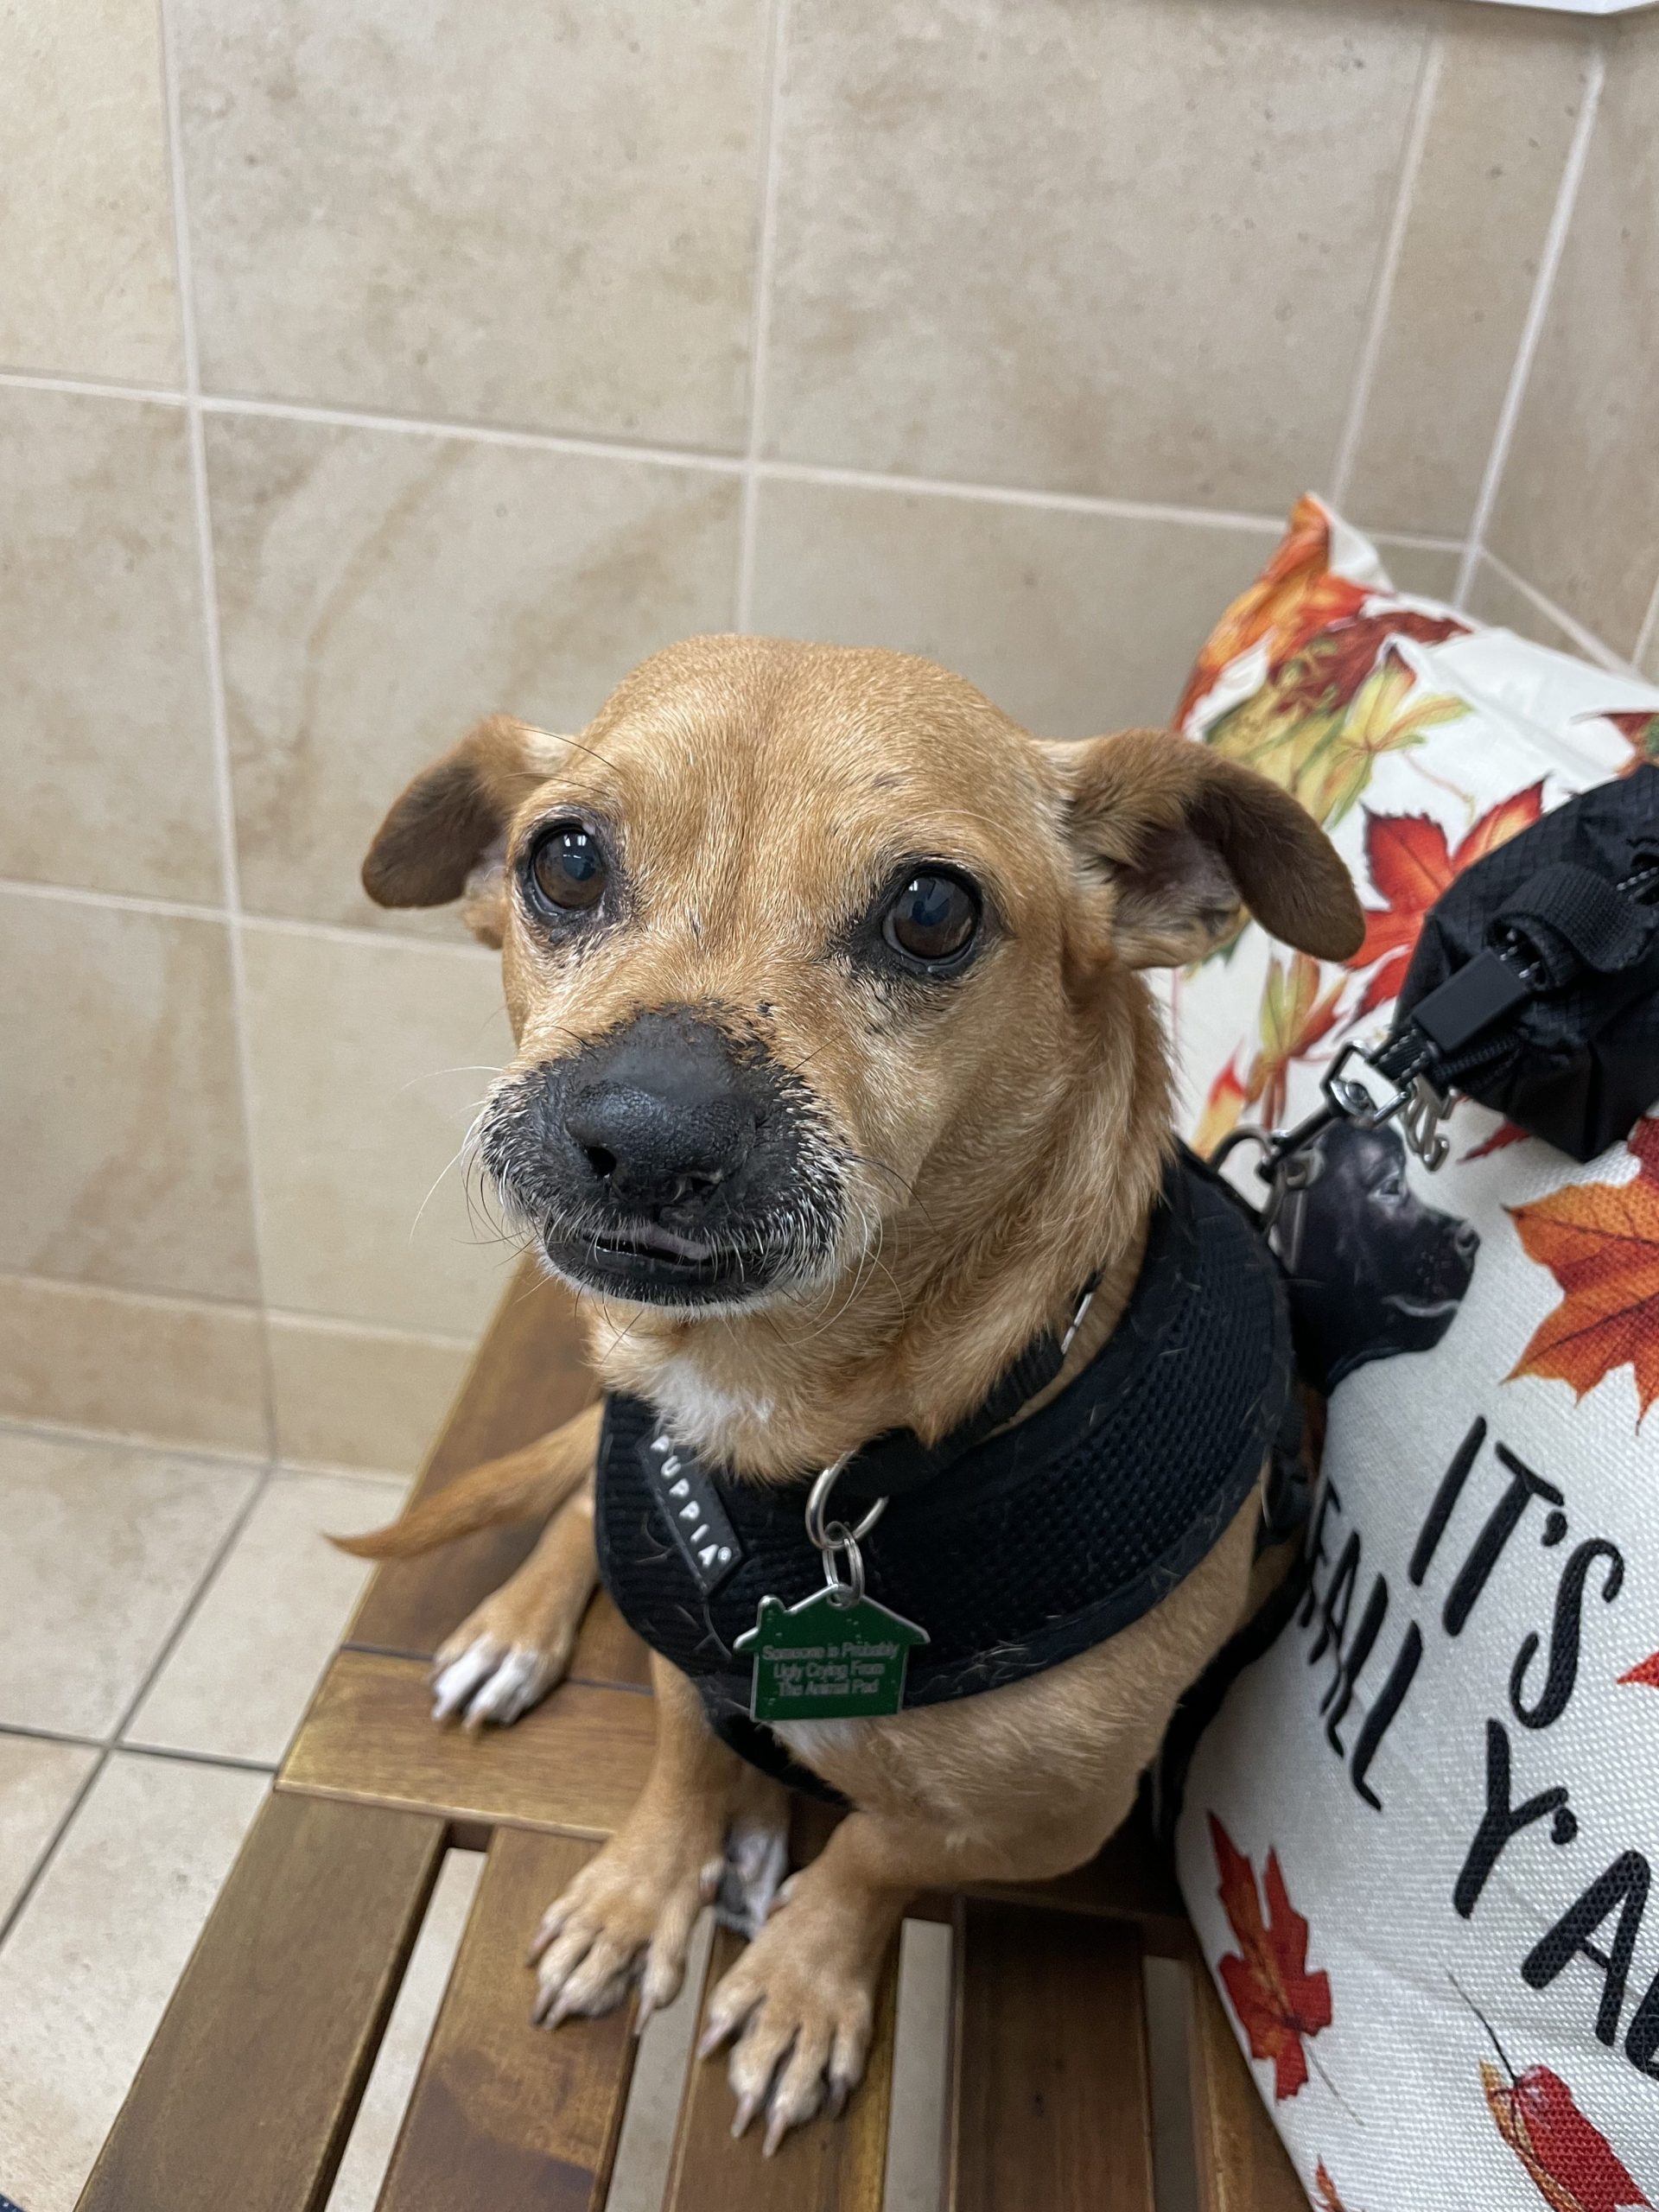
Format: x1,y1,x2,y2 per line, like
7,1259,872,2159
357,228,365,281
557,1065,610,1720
1046,728,1363,968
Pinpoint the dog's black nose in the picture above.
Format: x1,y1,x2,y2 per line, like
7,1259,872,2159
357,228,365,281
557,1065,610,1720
562,1016,760,1211
565,1084,755,1206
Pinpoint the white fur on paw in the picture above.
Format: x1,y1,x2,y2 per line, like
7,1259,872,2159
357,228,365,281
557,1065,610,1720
713,1815,790,1938
430,1636,557,1730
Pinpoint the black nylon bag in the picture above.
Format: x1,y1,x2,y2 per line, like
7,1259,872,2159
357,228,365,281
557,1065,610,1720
1394,766,1659,1160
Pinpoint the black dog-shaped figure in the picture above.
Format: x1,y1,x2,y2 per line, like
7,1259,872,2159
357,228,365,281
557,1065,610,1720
1275,1121,1479,1389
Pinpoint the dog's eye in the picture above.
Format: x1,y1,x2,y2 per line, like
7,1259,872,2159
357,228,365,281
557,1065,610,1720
883,871,980,967
530,823,607,912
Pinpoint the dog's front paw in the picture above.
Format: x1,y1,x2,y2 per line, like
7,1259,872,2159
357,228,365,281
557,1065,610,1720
696,1883,890,2154
431,1631,563,1729
528,1821,721,2029
429,1600,574,1731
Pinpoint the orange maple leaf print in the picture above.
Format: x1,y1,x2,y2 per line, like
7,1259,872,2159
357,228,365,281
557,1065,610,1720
1175,496,1367,726
1194,1052,1250,1157
1507,1118,1659,1424
1192,957,1347,1151
1254,953,1347,1128
1602,711,1659,779
1347,784,1545,1019
1464,1120,1532,1165
1209,1814,1332,2101
1313,2161,1356,2212
1274,608,1468,721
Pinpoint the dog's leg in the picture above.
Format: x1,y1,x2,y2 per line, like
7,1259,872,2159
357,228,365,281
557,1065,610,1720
698,1788,1133,2153
529,1656,790,2030
429,1478,601,1730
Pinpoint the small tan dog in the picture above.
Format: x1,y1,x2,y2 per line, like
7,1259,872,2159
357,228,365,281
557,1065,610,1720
346,635,1359,2150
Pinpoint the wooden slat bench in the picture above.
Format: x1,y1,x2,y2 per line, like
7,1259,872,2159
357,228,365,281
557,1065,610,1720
77,1262,1306,2212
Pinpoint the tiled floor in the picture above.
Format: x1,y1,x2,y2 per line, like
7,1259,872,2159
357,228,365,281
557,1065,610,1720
0,1418,407,2212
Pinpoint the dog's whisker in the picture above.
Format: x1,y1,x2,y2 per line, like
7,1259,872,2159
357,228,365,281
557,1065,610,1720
393,1063,506,1097
410,1105,493,1243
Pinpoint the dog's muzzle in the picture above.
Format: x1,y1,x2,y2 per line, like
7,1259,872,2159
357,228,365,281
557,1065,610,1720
480,1007,846,1306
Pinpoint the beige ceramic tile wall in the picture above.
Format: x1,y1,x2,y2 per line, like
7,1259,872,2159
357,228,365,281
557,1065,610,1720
1481,10,1659,674
3,0,1656,1471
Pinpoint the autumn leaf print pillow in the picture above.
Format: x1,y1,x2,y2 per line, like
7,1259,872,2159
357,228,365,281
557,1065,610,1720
1167,500,1659,2212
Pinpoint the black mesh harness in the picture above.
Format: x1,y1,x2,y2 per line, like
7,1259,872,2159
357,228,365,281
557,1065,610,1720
594,1148,1295,1791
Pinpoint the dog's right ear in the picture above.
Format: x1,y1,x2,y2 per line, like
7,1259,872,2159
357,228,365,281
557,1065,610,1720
361,715,563,947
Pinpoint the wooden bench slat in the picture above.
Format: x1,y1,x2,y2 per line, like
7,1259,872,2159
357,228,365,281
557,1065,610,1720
75,1792,444,2212
1185,1960,1308,2212
664,1925,898,2212
282,1651,654,1839
950,1900,1155,2212
373,1827,636,2212
930,1803,1190,1957
349,1261,596,1658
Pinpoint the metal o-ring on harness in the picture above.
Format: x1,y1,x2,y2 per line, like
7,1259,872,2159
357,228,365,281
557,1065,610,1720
804,1454,887,1607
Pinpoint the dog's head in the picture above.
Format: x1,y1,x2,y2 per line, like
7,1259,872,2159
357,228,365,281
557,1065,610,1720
365,638,1360,1314
1280,1121,1480,1388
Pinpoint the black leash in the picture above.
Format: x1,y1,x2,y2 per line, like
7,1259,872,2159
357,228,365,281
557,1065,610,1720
1217,769,1659,1210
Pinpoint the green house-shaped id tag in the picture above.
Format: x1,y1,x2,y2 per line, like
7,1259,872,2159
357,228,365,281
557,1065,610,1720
734,1589,929,1722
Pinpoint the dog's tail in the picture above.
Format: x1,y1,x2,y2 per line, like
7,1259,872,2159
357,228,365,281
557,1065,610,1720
332,1402,602,1560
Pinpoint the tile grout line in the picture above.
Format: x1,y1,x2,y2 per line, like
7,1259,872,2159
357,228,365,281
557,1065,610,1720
0,1410,418,1490
196,386,747,473
0,1412,270,1476
0,874,499,960
155,0,281,1464
0,1721,276,1779
0,1746,105,1955
105,1449,284,1749
1454,40,1606,607
0,367,187,405
734,0,789,629
0,1721,107,1753
0,1269,481,1351
0,1440,282,1955
1329,27,1442,513
1371,529,1466,556
1477,549,1644,677
101,1742,281,1778
0,363,1464,550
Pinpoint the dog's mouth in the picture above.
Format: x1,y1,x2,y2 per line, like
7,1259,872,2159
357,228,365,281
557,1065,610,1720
538,1219,788,1305
479,1033,850,1311
594,1219,721,1265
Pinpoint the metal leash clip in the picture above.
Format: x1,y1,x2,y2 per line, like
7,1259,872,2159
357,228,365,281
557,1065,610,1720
1320,1039,1414,1129
1213,1034,1457,1221
1401,1074,1453,1171
1321,1042,1453,1170
804,1454,887,1608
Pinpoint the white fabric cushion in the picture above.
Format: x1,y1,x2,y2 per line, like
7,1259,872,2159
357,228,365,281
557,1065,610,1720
1167,499,1659,2212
